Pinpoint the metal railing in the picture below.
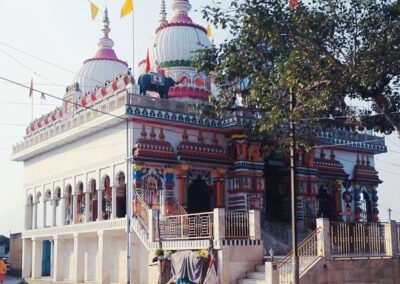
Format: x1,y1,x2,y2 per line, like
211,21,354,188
278,228,321,284
158,212,213,241
225,211,249,239
330,221,389,257
133,194,150,232
173,199,187,216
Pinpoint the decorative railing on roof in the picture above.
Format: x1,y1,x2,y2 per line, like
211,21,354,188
317,129,386,153
12,91,127,155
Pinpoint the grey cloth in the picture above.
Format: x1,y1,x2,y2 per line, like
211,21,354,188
171,251,207,284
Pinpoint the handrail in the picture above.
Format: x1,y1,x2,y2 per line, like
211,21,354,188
278,228,321,267
175,200,187,216
278,228,321,284
133,194,150,231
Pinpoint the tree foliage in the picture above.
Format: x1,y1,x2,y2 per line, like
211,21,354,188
194,0,400,141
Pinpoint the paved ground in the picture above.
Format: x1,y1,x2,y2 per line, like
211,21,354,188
2,276,22,284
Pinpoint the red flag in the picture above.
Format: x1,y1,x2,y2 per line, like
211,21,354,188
288,0,299,9
145,49,151,73
29,78,33,98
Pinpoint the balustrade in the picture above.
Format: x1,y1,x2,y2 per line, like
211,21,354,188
225,211,249,239
158,212,214,240
330,221,389,257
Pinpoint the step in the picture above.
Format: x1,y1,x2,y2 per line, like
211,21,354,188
256,265,265,272
247,271,266,280
237,279,268,284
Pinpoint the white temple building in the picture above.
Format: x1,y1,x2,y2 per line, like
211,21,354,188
11,1,395,284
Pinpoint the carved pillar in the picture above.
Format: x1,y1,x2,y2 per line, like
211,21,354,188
33,201,38,229
43,200,47,228
98,188,103,221
72,193,78,224
85,192,90,222
111,186,117,219
164,166,175,215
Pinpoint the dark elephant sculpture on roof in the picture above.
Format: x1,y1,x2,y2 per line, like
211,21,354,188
138,73,183,99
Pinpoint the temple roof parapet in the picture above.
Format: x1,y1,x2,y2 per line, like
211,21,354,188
317,129,386,154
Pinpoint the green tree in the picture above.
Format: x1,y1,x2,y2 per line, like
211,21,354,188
195,0,400,141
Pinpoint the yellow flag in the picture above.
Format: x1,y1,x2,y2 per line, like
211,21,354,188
206,24,213,38
89,1,99,20
121,0,134,18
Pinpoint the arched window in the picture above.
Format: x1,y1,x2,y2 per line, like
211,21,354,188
76,182,85,223
116,172,126,218
64,185,72,225
102,176,112,220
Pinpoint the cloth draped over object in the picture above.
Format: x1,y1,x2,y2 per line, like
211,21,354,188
171,251,208,283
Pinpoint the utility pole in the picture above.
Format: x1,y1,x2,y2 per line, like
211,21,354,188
126,117,132,284
290,89,299,284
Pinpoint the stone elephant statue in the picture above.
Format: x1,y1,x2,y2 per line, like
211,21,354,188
138,73,183,99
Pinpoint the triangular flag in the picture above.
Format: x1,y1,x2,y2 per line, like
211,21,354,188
288,0,299,9
29,78,33,98
89,1,99,20
206,24,213,38
121,0,134,18
145,49,151,73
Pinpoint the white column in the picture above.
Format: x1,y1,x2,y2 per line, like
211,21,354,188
32,238,42,279
33,202,38,229
213,208,225,240
148,209,159,242
249,209,261,240
97,231,109,283
60,197,66,225
98,189,103,221
265,262,279,284
72,194,78,224
53,236,63,281
112,186,117,219
22,238,32,279
43,201,47,228
73,233,84,283
85,192,90,222
316,218,331,258
52,199,57,227
25,204,33,230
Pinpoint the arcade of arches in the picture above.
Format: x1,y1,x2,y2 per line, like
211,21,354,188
25,171,127,230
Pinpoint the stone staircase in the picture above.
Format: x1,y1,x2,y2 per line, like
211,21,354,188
237,264,268,284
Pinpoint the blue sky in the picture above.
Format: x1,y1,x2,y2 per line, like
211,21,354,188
0,0,399,236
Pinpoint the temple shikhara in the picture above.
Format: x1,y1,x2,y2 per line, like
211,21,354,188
12,1,398,284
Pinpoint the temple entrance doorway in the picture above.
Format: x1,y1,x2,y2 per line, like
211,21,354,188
187,177,211,213
41,240,51,277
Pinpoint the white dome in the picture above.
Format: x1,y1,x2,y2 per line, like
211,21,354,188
73,9,128,94
150,26,210,66
148,0,211,69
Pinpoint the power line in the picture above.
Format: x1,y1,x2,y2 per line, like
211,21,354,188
0,47,58,85
0,76,125,121
0,40,109,86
